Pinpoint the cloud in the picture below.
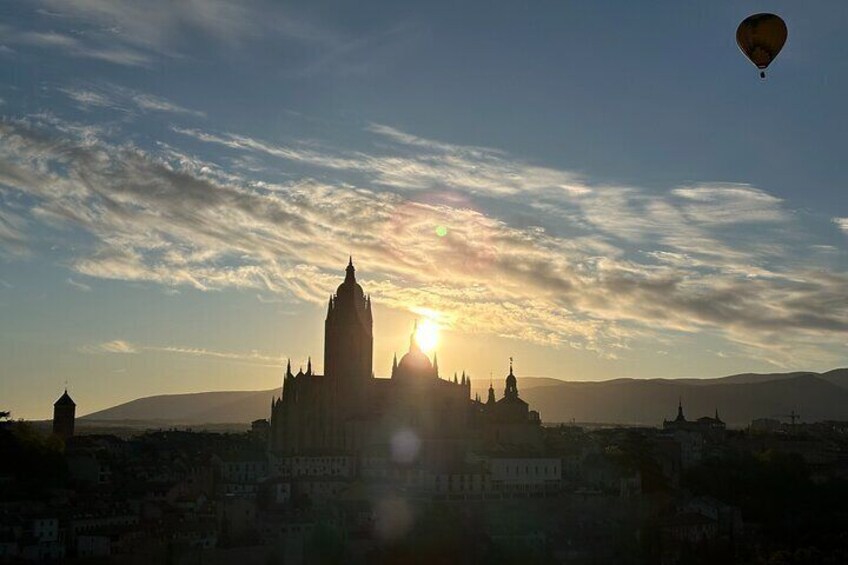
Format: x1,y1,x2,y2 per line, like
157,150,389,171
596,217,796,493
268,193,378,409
66,277,92,292
23,0,343,63
33,0,312,49
2,117,847,368
9,2,419,78
82,340,138,354
0,25,151,67
150,345,282,365
59,88,116,109
670,184,787,225
834,217,848,235
81,339,281,366
173,125,591,197
0,207,29,256
59,84,205,117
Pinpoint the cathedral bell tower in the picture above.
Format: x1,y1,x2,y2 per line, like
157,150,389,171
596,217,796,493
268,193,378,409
324,258,373,390
53,389,76,441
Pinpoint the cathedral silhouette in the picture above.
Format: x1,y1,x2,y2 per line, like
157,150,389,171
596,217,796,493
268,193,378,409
269,259,542,468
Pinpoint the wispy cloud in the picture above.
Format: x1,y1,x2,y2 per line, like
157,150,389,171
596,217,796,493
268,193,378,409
151,345,282,365
66,277,92,292
21,0,344,66
81,339,282,366
34,0,335,51
82,340,137,354
59,83,205,117
0,207,29,256
0,25,151,67
834,217,848,235
173,125,591,197
2,117,847,368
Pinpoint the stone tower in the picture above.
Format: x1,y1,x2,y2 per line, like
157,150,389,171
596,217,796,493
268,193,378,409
53,389,76,441
324,257,373,387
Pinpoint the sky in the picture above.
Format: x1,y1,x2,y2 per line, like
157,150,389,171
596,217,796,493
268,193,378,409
1,0,847,419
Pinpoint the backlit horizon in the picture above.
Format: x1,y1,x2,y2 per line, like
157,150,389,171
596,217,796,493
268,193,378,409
2,1,847,419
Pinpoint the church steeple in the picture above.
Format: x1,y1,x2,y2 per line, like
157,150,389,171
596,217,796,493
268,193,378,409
306,356,312,376
433,352,439,377
487,382,496,405
324,258,373,383
53,388,76,440
675,397,686,422
504,357,519,400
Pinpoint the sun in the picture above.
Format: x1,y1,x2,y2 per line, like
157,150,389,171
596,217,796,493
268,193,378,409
415,319,440,353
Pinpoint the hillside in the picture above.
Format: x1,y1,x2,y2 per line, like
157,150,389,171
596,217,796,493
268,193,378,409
523,374,848,426
81,369,848,427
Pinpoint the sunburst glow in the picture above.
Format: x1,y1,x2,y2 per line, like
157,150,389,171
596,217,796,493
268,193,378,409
415,319,440,352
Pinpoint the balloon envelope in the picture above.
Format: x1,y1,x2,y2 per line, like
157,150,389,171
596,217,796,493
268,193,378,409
736,14,787,72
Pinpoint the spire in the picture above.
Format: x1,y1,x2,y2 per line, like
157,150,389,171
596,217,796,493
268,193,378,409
453,373,458,384
326,295,334,319
433,352,439,377
461,370,466,386
392,353,398,372
345,256,355,283
487,382,496,405
504,359,518,400
286,358,292,379
675,397,685,422
307,356,312,376
715,408,720,422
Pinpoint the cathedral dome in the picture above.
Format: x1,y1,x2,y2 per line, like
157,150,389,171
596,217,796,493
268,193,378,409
397,348,433,374
393,321,435,379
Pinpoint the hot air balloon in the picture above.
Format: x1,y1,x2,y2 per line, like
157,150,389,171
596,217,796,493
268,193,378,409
736,13,787,79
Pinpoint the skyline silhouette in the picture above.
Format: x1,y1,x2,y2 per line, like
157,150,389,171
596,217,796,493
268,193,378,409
2,2,848,419
3,3,848,562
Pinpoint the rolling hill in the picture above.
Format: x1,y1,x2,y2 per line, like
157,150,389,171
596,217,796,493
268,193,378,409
81,369,848,427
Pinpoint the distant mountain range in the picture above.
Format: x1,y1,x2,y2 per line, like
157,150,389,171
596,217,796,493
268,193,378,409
81,369,848,427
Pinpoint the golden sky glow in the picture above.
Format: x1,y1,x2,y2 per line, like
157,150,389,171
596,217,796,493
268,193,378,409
2,1,848,420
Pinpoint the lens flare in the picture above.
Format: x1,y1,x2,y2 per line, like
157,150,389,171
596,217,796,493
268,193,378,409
390,428,421,464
